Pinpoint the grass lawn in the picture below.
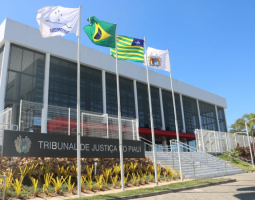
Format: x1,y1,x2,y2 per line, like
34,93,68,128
217,155,255,172
69,178,229,200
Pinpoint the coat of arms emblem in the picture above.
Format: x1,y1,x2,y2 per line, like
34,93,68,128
148,54,162,67
14,135,32,153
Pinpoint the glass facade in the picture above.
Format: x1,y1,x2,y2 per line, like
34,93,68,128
199,101,218,131
5,44,45,124
162,90,183,132
106,72,135,118
151,86,162,130
182,96,200,133
137,82,161,129
0,45,4,77
217,106,227,132
48,56,102,112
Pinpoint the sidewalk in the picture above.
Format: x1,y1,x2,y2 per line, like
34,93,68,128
136,172,255,200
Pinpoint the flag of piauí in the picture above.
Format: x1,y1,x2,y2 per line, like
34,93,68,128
110,36,144,63
84,16,116,48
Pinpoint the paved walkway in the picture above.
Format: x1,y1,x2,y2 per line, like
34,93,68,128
136,173,255,200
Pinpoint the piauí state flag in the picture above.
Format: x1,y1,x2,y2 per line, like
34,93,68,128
36,6,79,38
111,36,144,63
84,16,116,48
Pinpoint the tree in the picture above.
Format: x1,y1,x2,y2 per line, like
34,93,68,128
242,113,255,155
230,118,245,133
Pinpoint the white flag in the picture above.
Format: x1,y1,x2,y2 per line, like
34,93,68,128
144,47,170,72
36,6,79,38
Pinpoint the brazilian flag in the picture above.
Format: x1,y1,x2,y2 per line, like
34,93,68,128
84,16,116,48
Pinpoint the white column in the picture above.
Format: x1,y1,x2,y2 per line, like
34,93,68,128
159,88,165,130
41,53,50,134
196,99,202,129
180,94,186,133
102,70,106,114
223,108,228,132
0,41,10,111
133,80,139,125
215,105,220,132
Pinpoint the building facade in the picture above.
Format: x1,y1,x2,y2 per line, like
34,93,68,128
0,19,228,148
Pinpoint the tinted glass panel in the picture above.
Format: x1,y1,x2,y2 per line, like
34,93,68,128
182,96,200,133
137,82,162,129
151,86,162,130
5,44,45,104
48,56,102,112
137,82,150,128
217,106,227,132
162,90,183,132
106,72,135,118
199,101,218,131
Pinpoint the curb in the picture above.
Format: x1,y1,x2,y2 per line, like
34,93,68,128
103,179,237,200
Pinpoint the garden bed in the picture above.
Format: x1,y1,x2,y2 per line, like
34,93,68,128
0,157,183,199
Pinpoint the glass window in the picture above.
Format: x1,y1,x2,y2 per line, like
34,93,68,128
5,44,45,125
5,44,45,104
150,86,162,130
48,56,102,113
162,90,183,132
106,72,135,118
217,106,227,132
136,82,162,130
137,82,150,128
199,101,218,131
182,96,200,133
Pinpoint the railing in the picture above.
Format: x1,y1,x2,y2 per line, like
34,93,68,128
141,137,198,179
141,137,241,178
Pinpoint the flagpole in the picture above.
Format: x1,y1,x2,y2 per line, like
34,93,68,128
77,5,82,198
167,49,183,181
144,37,158,185
115,24,125,191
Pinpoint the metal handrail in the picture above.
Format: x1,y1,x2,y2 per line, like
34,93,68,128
0,123,19,131
171,139,197,152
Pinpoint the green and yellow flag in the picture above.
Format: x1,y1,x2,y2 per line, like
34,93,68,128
111,36,144,63
84,16,116,48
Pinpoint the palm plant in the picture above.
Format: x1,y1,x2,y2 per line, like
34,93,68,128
242,113,255,154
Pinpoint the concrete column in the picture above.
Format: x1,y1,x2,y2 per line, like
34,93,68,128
133,80,139,125
102,70,106,114
180,94,186,133
159,88,165,130
223,108,231,150
41,53,50,133
215,105,220,131
0,41,10,111
196,99,202,129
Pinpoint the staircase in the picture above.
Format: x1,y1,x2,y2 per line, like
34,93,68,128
143,138,244,179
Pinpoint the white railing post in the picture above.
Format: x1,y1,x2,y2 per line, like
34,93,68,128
136,119,139,141
106,114,109,138
68,108,70,136
132,120,135,140
81,113,84,137
18,100,22,131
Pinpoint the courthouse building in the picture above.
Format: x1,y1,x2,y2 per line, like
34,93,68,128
0,19,228,148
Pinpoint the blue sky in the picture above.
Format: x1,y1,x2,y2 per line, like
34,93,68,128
0,0,254,128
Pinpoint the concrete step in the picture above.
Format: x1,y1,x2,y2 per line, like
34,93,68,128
145,151,245,179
